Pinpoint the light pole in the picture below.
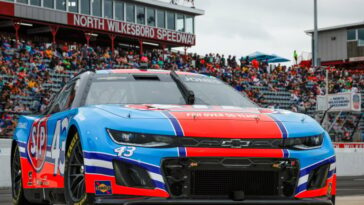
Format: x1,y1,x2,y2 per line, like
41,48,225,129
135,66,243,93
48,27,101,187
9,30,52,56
313,0,319,67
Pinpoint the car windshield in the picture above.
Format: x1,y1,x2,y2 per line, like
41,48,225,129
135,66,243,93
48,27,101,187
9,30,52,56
85,73,257,108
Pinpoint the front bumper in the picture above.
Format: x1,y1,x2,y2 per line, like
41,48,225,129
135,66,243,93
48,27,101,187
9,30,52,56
95,197,333,205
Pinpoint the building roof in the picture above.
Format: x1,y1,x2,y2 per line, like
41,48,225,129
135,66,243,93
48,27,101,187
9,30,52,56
134,0,205,16
305,21,364,34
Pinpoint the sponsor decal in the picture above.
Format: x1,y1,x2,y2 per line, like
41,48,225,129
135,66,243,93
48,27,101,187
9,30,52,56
17,122,28,129
327,182,332,196
27,171,33,186
51,118,68,176
184,76,221,84
27,117,48,172
114,146,136,158
68,13,195,46
95,181,112,195
185,112,259,119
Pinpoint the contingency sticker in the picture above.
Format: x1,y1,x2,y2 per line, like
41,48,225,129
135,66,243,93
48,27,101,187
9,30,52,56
95,181,112,195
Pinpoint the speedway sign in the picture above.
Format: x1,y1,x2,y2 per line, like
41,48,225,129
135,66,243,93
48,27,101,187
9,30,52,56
68,13,196,46
317,92,361,112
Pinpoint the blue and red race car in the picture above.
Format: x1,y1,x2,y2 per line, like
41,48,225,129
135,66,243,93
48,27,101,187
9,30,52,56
11,69,336,204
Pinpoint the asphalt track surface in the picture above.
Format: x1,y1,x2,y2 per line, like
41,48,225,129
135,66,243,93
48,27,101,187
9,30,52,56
1,176,363,205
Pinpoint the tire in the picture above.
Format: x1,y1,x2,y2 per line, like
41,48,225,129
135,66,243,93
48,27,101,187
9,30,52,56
331,195,336,205
11,144,35,205
64,133,92,205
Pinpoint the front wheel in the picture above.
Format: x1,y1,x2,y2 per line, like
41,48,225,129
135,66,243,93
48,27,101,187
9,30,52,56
11,144,35,205
64,133,92,205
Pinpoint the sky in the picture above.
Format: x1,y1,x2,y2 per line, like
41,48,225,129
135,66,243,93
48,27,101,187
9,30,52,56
173,0,364,62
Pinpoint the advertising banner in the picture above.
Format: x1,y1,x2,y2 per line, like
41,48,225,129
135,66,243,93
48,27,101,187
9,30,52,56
334,143,364,149
316,92,362,112
68,13,196,46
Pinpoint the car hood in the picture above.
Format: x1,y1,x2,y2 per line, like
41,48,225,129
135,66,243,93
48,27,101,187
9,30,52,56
93,104,307,122
92,104,323,138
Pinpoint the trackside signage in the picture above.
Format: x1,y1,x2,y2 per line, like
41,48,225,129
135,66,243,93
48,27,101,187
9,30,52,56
68,13,196,46
334,143,364,149
316,92,361,112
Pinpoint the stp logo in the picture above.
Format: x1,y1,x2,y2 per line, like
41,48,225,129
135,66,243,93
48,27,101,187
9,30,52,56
27,118,48,172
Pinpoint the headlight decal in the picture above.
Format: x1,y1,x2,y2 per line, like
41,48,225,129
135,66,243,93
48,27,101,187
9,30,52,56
107,129,177,148
108,129,324,150
283,134,324,150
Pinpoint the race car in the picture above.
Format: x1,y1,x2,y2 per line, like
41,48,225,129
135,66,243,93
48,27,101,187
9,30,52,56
11,69,336,205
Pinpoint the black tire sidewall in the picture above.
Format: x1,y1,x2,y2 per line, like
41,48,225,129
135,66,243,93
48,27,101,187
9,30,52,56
11,144,28,205
331,195,336,205
64,133,91,205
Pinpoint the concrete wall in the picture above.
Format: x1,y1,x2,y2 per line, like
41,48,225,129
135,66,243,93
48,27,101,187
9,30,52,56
336,148,364,176
0,139,11,188
0,139,363,187
318,29,348,62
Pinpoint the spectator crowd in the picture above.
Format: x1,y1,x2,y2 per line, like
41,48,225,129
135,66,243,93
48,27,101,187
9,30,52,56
0,35,363,141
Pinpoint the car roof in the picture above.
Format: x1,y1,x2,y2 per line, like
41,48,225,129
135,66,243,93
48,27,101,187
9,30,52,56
95,69,200,76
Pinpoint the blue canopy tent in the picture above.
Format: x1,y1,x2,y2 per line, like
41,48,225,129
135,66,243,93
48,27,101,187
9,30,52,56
246,52,290,63
267,55,291,63
246,51,275,62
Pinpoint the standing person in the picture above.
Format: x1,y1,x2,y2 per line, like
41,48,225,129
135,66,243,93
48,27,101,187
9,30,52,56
220,55,226,67
227,55,232,67
240,56,246,68
293,50,298,65
252,58,259,69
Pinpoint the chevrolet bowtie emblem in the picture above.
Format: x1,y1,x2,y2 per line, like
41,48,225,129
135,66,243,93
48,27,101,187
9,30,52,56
221,139,251,148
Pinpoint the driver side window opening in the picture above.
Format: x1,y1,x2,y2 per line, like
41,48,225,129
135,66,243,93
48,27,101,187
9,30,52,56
48,79,79,114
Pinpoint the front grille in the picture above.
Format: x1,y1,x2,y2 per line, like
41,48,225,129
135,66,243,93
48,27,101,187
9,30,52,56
191,170,278,196
179,138,283,149
162,158,299,199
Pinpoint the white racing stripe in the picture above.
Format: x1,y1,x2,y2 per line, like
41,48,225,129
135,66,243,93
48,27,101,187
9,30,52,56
192,105,208,109
84,151,161,168
84,158,113,169
221,106,241,110
19,147,26,153
298,175,309,186
330,163,336,171
83,158,165,183
297,163,336,187
148,171,164,183
301,155,335,170
46,151,52,158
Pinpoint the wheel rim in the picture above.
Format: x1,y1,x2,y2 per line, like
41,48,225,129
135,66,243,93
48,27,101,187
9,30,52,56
11,146,22,200
67,142,86,202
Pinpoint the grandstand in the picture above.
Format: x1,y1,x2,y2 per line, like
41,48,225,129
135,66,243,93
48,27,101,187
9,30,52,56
0,36,362,141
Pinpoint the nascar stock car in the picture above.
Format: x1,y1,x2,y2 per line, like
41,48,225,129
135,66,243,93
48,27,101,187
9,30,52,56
11,69,336,205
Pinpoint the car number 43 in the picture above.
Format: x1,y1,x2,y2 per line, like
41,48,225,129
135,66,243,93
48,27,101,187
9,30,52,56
114,146,136,157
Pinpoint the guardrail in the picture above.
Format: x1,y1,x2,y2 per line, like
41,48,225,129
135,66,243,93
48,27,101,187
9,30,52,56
334,143,364,176
0,140,364,188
